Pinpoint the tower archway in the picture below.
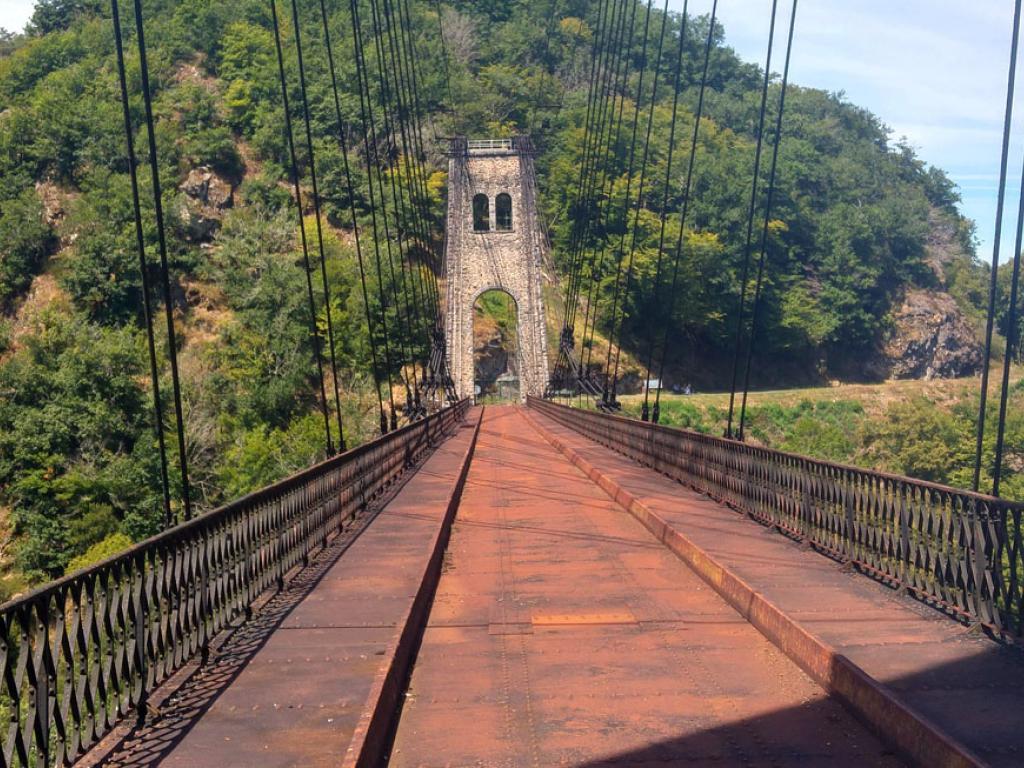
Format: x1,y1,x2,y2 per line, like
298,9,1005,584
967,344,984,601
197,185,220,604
443,137,549,401
473,288,520,402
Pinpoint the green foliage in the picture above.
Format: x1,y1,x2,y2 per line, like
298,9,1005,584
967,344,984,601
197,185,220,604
175,84,245,179
59,172,145,322
0,309,162,578
28,0,102,36
219,21,277,134
767,401,863,462
0,317,11,355
476,289,517,337
216,413,325,501
644,400,710,433
0,0,1008,600
0,189,54,308
862,398,964,483
65,532,133,576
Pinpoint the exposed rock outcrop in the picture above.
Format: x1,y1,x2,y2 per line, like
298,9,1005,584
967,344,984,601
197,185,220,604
923,208,963,286
473,315,514,392
179,167,233,242
883,290,983,380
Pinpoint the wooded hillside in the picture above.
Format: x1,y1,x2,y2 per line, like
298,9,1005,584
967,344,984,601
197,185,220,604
0,0,1012,589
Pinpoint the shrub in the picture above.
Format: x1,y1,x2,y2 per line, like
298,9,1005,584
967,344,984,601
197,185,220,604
64,532,133,576
183,126,244,182
0,189,54,308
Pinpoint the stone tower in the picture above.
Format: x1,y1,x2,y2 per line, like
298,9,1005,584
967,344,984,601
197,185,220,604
444,137,549,400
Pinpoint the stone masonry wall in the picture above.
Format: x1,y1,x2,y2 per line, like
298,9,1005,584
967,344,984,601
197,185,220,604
444,141,549,400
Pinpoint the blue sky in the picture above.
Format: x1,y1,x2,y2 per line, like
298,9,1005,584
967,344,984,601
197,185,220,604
3,0,1023,260
670,0,1024,263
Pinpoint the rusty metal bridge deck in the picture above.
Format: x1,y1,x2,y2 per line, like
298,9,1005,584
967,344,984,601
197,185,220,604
7,401,1024,767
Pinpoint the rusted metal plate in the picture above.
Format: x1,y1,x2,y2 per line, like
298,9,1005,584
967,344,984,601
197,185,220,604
390,407,904,768
487,622,533,636
87,411,481,768
529,403,1023,768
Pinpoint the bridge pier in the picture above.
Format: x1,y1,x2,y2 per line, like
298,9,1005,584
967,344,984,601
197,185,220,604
443,137,550,401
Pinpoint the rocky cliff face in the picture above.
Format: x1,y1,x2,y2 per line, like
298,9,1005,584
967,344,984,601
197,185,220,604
473,317,515,391
178,167,234,242
883,290,983,380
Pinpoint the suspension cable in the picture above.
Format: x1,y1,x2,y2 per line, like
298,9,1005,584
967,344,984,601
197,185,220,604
270,0,335,455
605,0,671,406
560,0,615,344
737,0,799,441
111,0,172,527
574,0,633,377
350,0,400,431
974,0,1023,492
566,0,624,344
396,0,444,297
394,0,444,344
289,0,346,451
381,0,435,396
430,0,455,113
316,0,388,434
580,0,642,388
399,0,456,401
993,110,1024,496
397,0,445,327
558,0,612,356
131,0,192,520
564,0,621,337
641,0,688,422
651,0,718,424
556,0,610,395
367,0,423,415
376,0,436,415
725,0,780,439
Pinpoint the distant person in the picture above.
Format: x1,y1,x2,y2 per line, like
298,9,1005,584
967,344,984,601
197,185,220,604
684,384,693,396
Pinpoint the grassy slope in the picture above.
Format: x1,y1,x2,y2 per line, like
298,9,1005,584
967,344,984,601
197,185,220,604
579,368,1024,498
620,375,994,422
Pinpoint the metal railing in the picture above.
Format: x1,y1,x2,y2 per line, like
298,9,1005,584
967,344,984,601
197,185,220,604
0,400,470,767
466,138,513,151
528,397,1024,641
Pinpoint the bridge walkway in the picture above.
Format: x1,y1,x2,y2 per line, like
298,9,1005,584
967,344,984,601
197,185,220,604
80,404,1024,768
82,411,482,768
530,405,1024,768
388,407,901,767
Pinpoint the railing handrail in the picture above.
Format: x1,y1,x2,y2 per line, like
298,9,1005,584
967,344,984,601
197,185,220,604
528,396,1023,640
0,404,466,614
466,138,513,150
0,401,471,768
529,397,1021,510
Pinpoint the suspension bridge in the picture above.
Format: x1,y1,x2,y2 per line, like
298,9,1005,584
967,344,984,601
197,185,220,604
3,0,1024,766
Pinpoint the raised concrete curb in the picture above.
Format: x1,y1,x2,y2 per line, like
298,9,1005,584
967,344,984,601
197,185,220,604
523,408,986,768
343,409,483,768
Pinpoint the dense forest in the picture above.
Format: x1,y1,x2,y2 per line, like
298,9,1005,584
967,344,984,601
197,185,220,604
0,0,1018,593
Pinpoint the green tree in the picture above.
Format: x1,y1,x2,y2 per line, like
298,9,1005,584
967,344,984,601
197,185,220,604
0,189,54,308
0,309,161,578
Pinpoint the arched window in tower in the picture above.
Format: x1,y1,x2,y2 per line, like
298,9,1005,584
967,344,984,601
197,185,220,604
472,194,490,232
496,193,513,231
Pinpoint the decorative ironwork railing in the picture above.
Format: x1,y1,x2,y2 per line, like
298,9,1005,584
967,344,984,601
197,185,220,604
0,400,470,767
528,397,1024,641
